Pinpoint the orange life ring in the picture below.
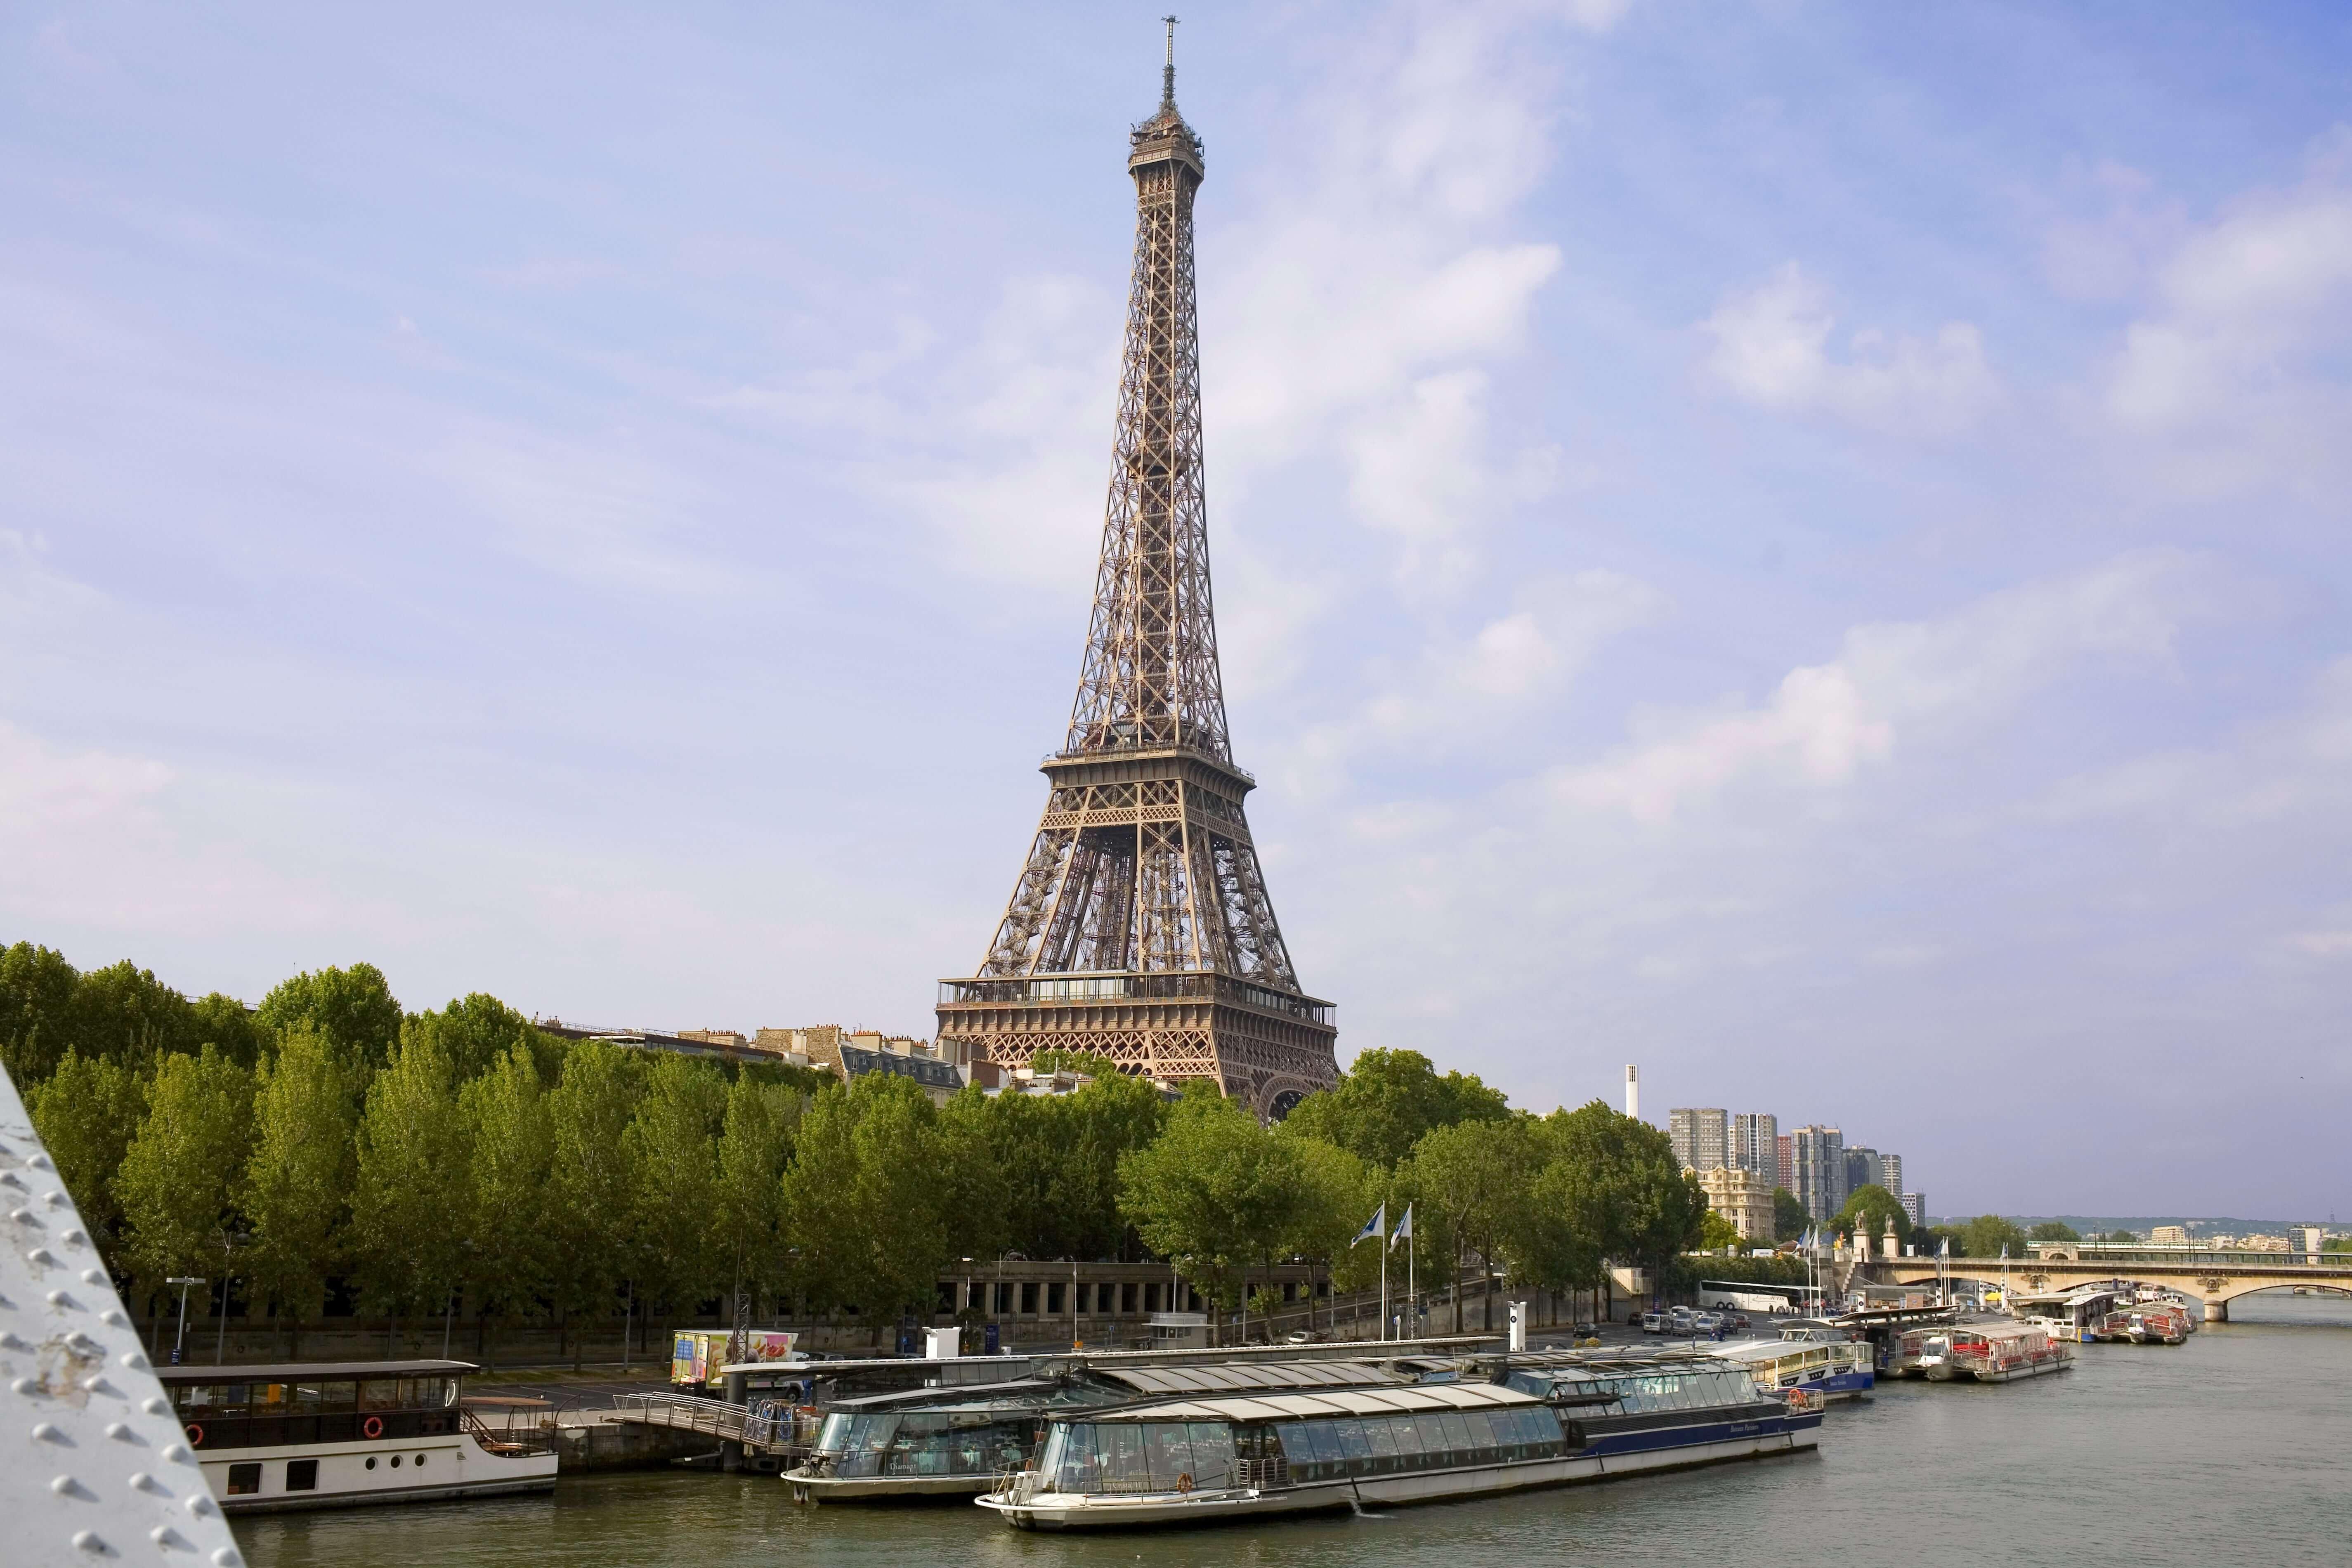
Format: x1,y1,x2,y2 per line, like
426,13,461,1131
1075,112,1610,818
363,1415,385,1439
1177,1472,1194,1494
186,1423,204,1447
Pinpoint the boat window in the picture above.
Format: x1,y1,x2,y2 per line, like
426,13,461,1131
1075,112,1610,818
815,1413,852,1454
1142,1422,1195,1489
1051,1424,1094,1492
1437,1411,1477,1459
1361,1415,1400,1471
1300,1419,1346,1478
1037,1424,1069,1484
1185,1423,1234,1489
225,1463,261,1496
286,1459,318,1491
250,1384,289,1413
1332,1417,1373,1473
1099,1424,1150,1492
358,1381,402,1412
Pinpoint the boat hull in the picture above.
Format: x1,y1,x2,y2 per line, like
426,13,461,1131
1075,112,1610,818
789,1472,1002,1504
200,1432,557,1514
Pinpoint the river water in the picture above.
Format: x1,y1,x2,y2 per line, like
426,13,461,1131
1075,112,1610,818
236,1294,2352,1568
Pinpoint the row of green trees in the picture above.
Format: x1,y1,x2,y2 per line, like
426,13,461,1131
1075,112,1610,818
6,943,1717,1353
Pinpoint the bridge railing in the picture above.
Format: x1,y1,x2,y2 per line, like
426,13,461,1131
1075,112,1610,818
610,1391,789,1449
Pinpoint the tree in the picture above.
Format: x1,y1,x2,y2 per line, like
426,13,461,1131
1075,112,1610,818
241,1025,359,1348
255,963,402,1071
2028,1221,2081,1244
1,941,83,1082
414,993,543,1084
544,1040,642,1367
1404,1117,1543,1332
1536,1100,1708,1304
623,1053,728,1335
349,1023,469,1338
2104,1230,2140,1244
1279,1049,1511,1171
115,1046,253,1316
1960,1214,2029,1258
28,1049,148,1252
189,993,267,1068
1837,1184,1910,1245
713,1072,801,1324
73,960,201,1070
1697,1210,1743,1251
1119,1087,1304,1342
460,1042,555,1354
1772,1187,1809,1243
781,1074,962,1339
1277,1133,1379,1330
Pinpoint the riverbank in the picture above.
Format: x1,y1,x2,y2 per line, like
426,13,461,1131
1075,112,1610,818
234,1293,2352,1568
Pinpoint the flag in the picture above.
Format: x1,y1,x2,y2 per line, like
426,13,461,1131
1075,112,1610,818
1353,1204,1384,1247
1391,1204,1415,1249
1939,1237,1950,1256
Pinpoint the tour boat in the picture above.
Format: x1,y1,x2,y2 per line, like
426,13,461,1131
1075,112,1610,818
975,1352,1821,1531
158,1358,558,1513
1895,1323,2073,1383
787,1355,1428,1504
1714,1335,1875,1401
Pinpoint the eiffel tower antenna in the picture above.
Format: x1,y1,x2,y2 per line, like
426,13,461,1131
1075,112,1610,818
936,35,1338,1119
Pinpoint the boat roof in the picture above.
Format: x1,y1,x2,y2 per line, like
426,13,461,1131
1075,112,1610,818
1710,1338,1830,1363
1078,1379,1540,1424
155,1359,476,1384
1086,1359,1407,1396
821,1380,1060,1413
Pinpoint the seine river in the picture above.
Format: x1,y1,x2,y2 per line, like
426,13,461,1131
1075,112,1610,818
237,1294,2352,1568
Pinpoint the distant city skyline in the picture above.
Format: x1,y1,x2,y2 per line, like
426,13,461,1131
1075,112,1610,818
2,3,2347,1215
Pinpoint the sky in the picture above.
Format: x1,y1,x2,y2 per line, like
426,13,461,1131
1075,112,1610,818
3,1,2349,1219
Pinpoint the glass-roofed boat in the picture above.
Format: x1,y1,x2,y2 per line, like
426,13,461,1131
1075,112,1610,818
976,1351,1823,1530
787,1357,1424,1503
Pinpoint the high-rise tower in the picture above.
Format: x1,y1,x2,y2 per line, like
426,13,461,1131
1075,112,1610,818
935,33,1338,1116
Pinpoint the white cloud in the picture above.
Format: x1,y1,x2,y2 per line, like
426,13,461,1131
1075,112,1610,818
1549,550,2210,823
1700,262,1998,436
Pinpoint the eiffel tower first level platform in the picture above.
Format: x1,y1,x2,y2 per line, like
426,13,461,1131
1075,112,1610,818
936,34,1338,1117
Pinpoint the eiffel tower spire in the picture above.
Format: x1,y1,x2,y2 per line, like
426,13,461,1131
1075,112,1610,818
937,40,1338,1117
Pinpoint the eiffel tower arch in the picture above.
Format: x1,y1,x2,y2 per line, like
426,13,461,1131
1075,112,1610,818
937,36,1339,1118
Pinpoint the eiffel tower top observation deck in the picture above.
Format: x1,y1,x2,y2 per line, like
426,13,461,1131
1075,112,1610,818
936,28,1339,1117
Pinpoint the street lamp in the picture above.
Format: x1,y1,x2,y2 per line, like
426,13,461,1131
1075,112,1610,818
165,1277,207,1367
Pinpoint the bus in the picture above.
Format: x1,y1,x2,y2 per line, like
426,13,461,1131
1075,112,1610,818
1696,1280,1819,1316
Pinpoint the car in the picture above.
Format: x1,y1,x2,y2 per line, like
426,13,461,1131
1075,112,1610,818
1570,1322,1596,1339
1639,1311,1666,1334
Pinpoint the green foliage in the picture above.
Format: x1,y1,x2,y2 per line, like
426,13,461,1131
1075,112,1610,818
2105,1230,2140,1243
411,993,544,1084
624,1054,730,1314
349,1023,469,1317
1959,1214,2030,1258
1772,1187,1809,1243
460,1043,555,1322
1837,1184,1909,1243
241,1025,359,1319
0,941,80,1081
1119,1091,1305,1329
1276,1132,1381,1298
1278,1048,1509,1171
1404,1116,1544,1331
544,1040,643,1354
1696,1210,1743,1250
28,1049,148,1247
713,1072,801,1310
2028,1221,2081,1243
2324,1236,2350,1253
781,1074,966,1327
115,1046,253,1287
1535,1100,1709,1279
255,963,402,1070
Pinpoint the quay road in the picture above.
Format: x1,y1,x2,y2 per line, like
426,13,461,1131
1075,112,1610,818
1864,1246,2352,1320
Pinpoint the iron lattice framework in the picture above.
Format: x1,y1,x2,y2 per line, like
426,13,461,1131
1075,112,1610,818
937,47,1338,1117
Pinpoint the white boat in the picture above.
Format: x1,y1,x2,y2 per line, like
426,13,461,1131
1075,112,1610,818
976,1352,1821,1531
158,1358,558,1513
1714,1335,1874,1401
1896,1323,2073,1383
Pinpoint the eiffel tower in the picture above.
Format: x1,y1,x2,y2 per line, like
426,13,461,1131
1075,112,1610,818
936,26,1339,1117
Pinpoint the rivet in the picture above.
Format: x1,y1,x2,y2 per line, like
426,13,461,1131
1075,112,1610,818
212,1549,243,1568
152,1525,182,1547
185,1496,217,1516
25,1248,56,1266
161,1442,192,1464
52,1472,85,1495
33,1420,65,1441
101,1310,129,1328
72,1530,106,1554
46,1288,76,1306
6,1208,35,1225
120,1351,151,1371
11,1376,39,1395
0,1329,26,1348
144,1398,172,1417
106,1422,135,1440
128,1470,156,1490
28,1152,54,1169
61,1229,88,1246
44,1189,68,1207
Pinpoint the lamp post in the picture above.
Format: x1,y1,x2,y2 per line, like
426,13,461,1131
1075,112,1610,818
165,1277,206,1366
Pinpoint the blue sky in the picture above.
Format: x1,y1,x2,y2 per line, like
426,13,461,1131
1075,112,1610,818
4,1,2349,1218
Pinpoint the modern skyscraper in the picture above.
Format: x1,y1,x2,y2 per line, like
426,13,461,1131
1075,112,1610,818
934,39,1339,1116
1733,1112,1779,1188
1844,1145,1882,1196
1879,1152,1903,1199
1776,1134,1793,1193
1900,1192,1926,1227
1790,1125,1847,1222
1669,1108,1729,1173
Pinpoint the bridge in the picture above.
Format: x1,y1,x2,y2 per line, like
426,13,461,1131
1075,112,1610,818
1863,1247,2352,1321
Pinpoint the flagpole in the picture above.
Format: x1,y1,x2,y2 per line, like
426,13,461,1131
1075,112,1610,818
1380,1220,1389,1341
